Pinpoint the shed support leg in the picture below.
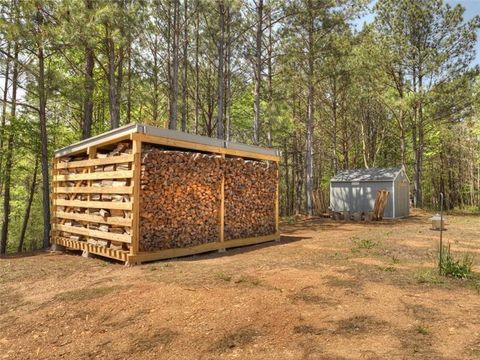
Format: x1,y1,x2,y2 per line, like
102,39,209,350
51,243,65,252
82,250,93,258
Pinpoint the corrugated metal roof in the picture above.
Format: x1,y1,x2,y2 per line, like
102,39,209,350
54,123,280,158
331,167,402,182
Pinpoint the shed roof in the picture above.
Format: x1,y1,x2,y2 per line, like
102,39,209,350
54,123,280,161
331,167,403,182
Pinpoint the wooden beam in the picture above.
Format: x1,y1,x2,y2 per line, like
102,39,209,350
56,154,134,169
127,232,280,263
219,154,225,244
55,199,133,210
275,161,279,233
54,186,133,194
53,237,129,261
55,211,132,227
133,133,280,162
130,138,141,255
54,134,131,158
53,170,133,182
53,224,131,243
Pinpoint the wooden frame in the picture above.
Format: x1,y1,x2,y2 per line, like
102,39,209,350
52,129,281,265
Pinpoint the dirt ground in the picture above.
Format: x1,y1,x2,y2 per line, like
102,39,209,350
1,209,479,360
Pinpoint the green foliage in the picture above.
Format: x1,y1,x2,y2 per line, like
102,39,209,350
352,236,377,250
439,245,474,279
415,269,444,285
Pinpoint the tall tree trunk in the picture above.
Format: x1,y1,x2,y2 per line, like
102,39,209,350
332,77,338,173
225,5,231,142
169,0,180,130
253,0,263,145
305,8,315,216
106,25,120,129
37,11,51,249
82,0,95,139
152,37,159,123
181,0,188,131
283,139,290,215
126,40,132,124
397,69,406,169
194,2,200,134
216,0,225,140
0,43,18,255
411,67,418,207
416,72,424,208
266,7,273,147
0,43,10,192
18,156,39,252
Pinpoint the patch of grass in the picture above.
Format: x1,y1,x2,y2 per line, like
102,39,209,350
415,325,429,335
439,245,474,279
382,266,396,272
53,286,124,302
391,256,400,264
234,275,261,286
289,288,336,305
335,315,387,335
351,236,377,250
216,272,232,282
212,327,258,353
415,269,444,285
293,324,325,335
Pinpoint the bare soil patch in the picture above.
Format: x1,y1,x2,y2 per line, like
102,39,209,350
1,209,479,359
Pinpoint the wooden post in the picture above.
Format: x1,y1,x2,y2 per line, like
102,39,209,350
50,157,64,251
85,146,96,255
275,160,280,241
218,154,226,252
130,137,142,260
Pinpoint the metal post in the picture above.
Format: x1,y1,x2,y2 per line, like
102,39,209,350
439,192,444,274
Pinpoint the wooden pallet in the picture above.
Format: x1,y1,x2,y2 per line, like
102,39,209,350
51,132,280,265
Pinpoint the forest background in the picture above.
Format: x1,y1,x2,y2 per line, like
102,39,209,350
0,0,479,254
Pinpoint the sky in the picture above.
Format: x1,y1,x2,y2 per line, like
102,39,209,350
354,0,480,66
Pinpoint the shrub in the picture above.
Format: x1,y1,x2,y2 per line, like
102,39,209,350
439,245,474,279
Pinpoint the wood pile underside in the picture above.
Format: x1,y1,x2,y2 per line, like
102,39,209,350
139,146,277,251
53,142,133,252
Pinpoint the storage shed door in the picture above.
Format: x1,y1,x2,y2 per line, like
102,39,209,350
355,182,394,218
394,177,409,218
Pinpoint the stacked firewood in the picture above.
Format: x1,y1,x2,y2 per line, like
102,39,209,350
139,146,223,251
56,142,132,250
224,158,277,240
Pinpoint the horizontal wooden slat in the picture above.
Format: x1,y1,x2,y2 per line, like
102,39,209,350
53,170,133,182
134,133,281,162
52,237,129,261
54,186,133,194
127,232,280,263
54,199,132,210
54,224,131,243
55,211,132,227
56,154,134,169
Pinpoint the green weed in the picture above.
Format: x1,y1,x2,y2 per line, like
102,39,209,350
415,269,444,285
439,245,474,279
216,272,232,282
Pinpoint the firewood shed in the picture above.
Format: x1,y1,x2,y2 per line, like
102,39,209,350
52,124,280,265
330,167,410,219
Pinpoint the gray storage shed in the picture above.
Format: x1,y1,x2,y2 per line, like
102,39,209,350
330,167,409,219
